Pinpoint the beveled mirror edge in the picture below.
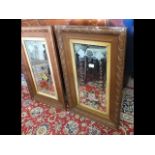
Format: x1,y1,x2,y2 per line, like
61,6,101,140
21,37,58,100
69,39,111,116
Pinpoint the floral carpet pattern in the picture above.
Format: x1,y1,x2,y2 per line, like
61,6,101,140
79,82,106,112
21,74,134,135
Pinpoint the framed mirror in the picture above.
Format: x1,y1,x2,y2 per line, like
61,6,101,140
22,26,65,107
55,25,126,128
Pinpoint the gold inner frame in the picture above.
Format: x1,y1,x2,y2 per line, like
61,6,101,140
22,37,58,100
70,39,111,116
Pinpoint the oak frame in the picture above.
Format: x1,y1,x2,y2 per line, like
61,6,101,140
22,26,65,108
55,25,127,128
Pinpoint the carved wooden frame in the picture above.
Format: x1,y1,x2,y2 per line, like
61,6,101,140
22,26,65,108
55,25,126,128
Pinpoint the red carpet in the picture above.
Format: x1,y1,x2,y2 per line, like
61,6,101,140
21,75,134,135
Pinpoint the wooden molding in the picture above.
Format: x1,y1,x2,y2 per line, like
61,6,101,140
54,25,126,128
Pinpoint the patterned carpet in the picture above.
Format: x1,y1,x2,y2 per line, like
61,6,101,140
21,74,134,135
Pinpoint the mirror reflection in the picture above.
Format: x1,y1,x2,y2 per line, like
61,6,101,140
23,39,57,98
73,43,107,112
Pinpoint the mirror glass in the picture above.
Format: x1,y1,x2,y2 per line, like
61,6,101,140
72,42,108,112
23,39,57,99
